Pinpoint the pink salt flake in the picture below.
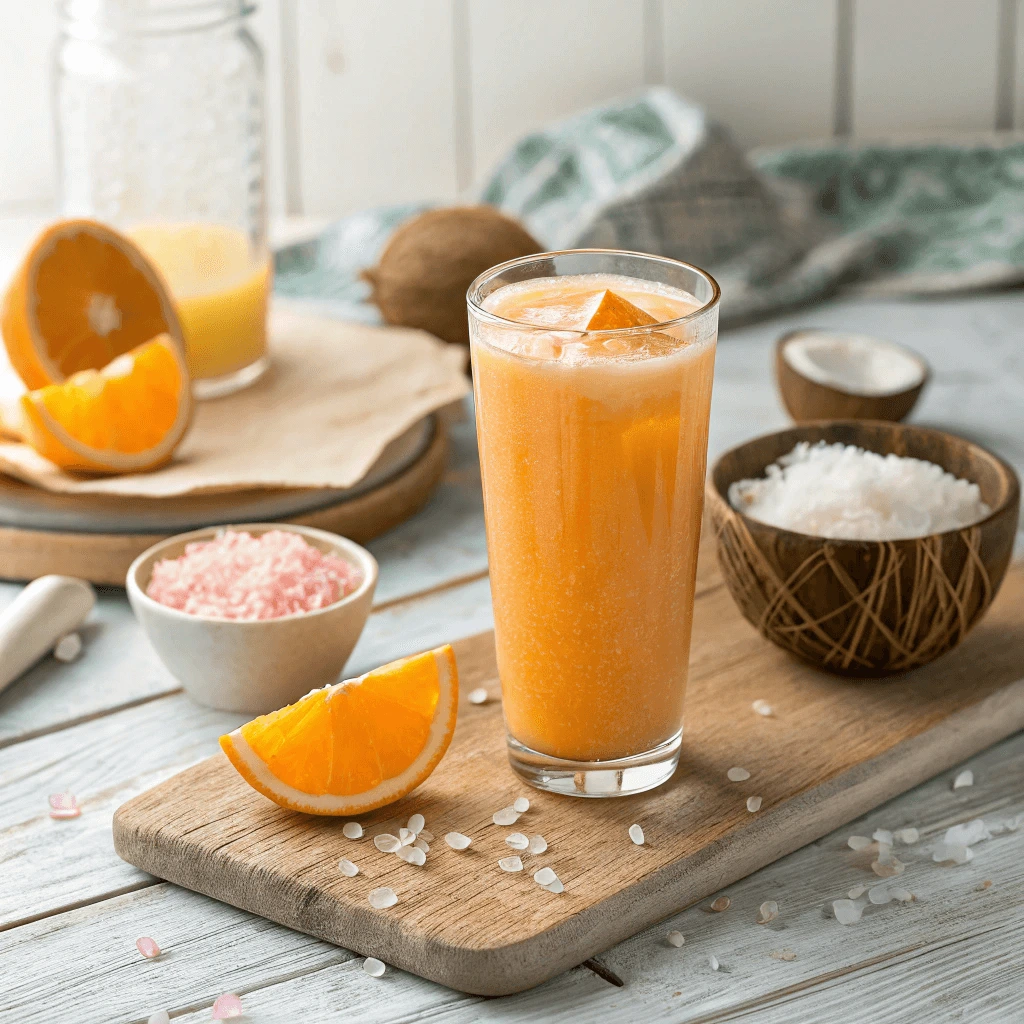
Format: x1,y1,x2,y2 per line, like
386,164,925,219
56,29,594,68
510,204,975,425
136,936,161,959
211,992,243,1019
48,792,80,819
146,529,362,621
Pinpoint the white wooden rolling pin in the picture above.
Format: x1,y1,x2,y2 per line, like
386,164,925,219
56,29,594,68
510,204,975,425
0,575,95,693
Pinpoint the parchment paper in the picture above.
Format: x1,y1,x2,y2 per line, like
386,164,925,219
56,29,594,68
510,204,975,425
0,305,469,496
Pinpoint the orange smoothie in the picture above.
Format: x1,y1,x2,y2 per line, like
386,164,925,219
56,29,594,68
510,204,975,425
472,273,717,762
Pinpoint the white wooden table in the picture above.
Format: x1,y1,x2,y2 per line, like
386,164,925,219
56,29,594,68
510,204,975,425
2,290,1023,1023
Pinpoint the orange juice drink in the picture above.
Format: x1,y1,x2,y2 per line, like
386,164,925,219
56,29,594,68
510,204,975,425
468,251,719,796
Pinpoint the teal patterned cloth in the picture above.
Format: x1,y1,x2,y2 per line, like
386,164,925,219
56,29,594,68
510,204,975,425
275,88,1024,325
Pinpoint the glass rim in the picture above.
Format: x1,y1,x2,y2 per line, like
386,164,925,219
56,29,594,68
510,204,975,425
466,248,721,337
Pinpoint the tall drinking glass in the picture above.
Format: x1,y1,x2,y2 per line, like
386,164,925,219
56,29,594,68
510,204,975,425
468,250,720,797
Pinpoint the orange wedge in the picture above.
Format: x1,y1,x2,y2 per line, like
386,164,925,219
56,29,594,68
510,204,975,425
19,334,192,473
2,218,184,390
220,645,459,816
585,290,658,331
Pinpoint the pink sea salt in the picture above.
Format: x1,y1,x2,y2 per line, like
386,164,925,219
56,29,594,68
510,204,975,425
48,792,80,819
147,530,362,621
211,992,243,1019
136,936,161,959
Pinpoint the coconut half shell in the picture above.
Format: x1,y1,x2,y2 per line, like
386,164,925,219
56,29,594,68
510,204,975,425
363,206,542,347
776,330,929,423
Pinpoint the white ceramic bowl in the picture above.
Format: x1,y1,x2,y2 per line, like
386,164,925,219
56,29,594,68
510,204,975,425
127,523,378,713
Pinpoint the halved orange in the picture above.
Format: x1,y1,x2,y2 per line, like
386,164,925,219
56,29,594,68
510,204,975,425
220,645,459,816
19,334,192,473
2,219,184,390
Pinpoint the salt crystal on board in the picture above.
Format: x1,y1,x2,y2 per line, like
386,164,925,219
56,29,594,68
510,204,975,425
467,687,489,704
528,835,548,855
770,949,797,961
148,1013,170,1024
847,835,872,851
894,827,919,844
505,833,529,850
666,931,685,947
493,806,520,826
414,838,430,852
629,824,645,845
891,888,914,902
363,957,386,977
848,885,867,899
499,856,523,872
727,767,750,782
756,901,778,924
399,828,416,846
407,813,425,834
543,878,565,894
709,954,721,971
868,885,892,905
48,792,80,819
53,632,82,662
135,936,161,959
871,855,905,878
933,843,973,865
445,832,472,850
343,822,363,839
533,867,557,886
872,829,894,845
953,770,974,790
711,896,731,912
418,829,434,842
211,993,243,1019
338,859,359,877
752,699,773,717
397,845,426,866
746,796,762,813
833,899,864,925
944,819,990,847
369,887,398,909
374,834,400,853
513,797,530,813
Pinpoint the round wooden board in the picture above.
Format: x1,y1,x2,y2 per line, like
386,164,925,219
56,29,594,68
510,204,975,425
0,419,447,586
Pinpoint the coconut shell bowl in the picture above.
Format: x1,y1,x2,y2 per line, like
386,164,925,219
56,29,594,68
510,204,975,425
706,421,1019,677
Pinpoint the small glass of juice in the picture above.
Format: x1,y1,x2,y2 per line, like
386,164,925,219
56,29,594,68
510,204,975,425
468,250,720,797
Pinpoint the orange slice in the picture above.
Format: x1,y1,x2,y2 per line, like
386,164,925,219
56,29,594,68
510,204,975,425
19,334,192,473
220,645,459,816
585,290,658,331
2,218,184,390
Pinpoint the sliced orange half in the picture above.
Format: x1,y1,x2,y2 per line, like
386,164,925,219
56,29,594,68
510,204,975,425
2,218,184,390
19,334,192,474
220,645,459,816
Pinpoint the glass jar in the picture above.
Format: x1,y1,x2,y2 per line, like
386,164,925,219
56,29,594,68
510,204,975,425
54,0,270,398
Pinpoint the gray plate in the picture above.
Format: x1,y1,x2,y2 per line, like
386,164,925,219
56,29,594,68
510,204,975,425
0,416,435,535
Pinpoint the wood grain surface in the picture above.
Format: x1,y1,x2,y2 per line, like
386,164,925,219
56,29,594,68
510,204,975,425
113,538,1024,997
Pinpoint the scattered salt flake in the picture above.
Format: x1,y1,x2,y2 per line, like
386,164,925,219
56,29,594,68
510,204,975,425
407,813,425,835
756,900,778,924
493,806,520,826
136,936,161,959
933,843,973,865
868,885,892,905
944,819,990,847
752,699,773,717
374,834,400,853
445,832,472,850
413,838,430,852
338,858,359,877
467,687,489,705
872,828,893,845
528,835,547,855
542,878,565,894
770,949,797,962
978,879,993,891
847,884,867,899
397,845,426,866
513,797,530,813
399,828,416,846
499,856,523,872
891,888,914,902
833,899,864,925
746,796,762,813
53,632,82,662
711,896,731,913
533,867,557,886
211,993,243,1019
847,835,872,851
505,833,529,850
894,827,919,844
871,855,905,878
708,954,720,971
727,767,750,782
362,957,386,978
666,930,685,947
48,792,80,819
628,824,645,845
342,822,363,840
418,829,434,842
368,887,398,909
953,769,974,790
148,1013,170,1024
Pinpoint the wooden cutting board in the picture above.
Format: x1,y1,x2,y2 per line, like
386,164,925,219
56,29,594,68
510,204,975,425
113,539,1024,997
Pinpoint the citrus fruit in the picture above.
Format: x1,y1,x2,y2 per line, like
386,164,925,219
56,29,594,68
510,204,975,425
220,645,459,816
2,218,184,390
19,334,192,473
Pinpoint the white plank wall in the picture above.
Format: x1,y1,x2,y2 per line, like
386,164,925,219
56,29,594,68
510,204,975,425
0,0,1023,217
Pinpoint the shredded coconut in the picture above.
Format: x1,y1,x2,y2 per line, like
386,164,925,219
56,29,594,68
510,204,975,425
729,442,990,541
146,529,362,620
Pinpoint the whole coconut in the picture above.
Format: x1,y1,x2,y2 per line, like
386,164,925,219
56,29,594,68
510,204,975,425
362,206,542,346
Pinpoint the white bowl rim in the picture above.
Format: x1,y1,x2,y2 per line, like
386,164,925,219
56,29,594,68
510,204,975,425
126,522,379,626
